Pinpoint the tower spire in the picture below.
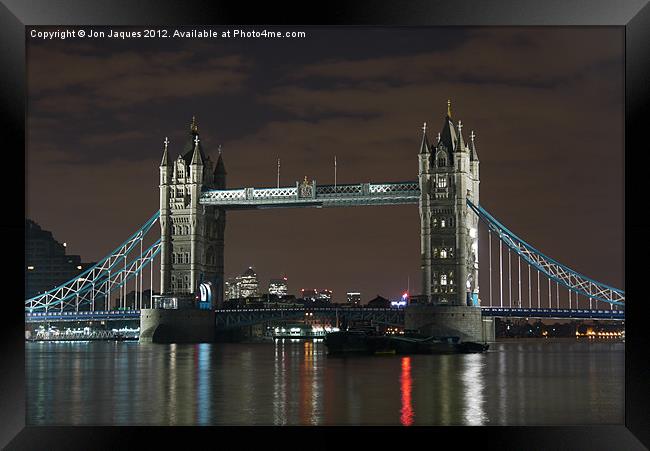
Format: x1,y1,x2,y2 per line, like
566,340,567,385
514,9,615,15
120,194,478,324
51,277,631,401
457,120,466,151
191,115,198,134
160,136,169,166
447,99,452,118
191,134,203,165
420,121,430,154
470,130,479,161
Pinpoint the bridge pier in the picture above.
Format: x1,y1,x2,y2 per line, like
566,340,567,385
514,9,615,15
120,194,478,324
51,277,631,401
139,307,215,343
405,305,493,342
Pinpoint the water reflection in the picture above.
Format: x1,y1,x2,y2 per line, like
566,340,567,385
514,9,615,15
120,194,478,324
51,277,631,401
26,340,624,426
273,340,287,424
400,357,414,426
197,343,211,425
461,354,486,425
168,343,177,424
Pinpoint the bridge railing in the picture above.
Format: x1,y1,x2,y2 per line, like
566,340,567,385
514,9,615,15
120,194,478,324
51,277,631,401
201,181,421,206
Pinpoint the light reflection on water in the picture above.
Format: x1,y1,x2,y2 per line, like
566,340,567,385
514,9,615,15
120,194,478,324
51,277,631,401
400,357,413,426
26,339,624,426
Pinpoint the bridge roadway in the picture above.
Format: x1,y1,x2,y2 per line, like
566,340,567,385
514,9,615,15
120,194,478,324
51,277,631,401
199,181,421,209
25,306,625,328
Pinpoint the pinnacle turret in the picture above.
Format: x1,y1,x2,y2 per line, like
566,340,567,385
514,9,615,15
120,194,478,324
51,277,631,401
420,122,430,154
457,120,466,151
190,134,203,165
160,137,169,166
214,145,226,188
470,130,479,161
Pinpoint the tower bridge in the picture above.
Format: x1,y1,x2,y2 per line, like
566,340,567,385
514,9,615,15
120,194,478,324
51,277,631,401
25,103,625,342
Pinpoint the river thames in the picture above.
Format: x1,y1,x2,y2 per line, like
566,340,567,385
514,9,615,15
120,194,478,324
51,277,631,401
26,339,624,426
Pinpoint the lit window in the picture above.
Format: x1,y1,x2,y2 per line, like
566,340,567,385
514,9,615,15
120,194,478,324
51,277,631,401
441,274,447,285
438,177,447,188
440,219,446,228
27,266,35,270
440,249,447,258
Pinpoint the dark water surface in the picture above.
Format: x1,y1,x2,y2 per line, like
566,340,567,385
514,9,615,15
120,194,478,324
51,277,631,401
26,339,624,426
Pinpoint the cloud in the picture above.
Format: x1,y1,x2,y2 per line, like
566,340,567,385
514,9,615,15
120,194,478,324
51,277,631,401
28,46,252,113
288,29,622,87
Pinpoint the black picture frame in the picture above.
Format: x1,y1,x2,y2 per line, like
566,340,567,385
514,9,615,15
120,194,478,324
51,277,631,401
2,1,648,449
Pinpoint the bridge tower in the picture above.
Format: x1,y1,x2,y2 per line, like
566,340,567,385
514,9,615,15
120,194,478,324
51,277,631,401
419,100,480,306
159,117,226,308
410,101,487,341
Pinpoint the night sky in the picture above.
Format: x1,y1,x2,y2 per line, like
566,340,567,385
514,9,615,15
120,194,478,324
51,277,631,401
26,27,624,304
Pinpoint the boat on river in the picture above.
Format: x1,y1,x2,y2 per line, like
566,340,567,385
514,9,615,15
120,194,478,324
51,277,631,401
324,330,488,355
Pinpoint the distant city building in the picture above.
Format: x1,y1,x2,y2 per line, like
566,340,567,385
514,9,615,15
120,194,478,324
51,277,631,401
225,267,259,300
25,219,94,299
224,278,239,300
301,288,332,303
346,292,361,305
269,277,288,297
367,295,390,308
238,267,259,298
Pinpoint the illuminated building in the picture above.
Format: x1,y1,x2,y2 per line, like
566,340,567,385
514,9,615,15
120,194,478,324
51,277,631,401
268,277,288,297
237,267,259,298
224,278,239,300
346,292,361,305
224,267,259,300
301,288,332,303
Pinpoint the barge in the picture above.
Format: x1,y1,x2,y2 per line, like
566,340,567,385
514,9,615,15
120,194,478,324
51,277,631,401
324,330,488,355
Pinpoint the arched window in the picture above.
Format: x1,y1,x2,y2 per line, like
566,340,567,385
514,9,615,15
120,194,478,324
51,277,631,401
432,218,438,228
440,219,446,228
440,249,447,259
184,225,189,235
440,274,447,286
185,253,190,264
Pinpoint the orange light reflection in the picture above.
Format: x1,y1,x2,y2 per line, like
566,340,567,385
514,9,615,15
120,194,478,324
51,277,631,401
400,356,414,426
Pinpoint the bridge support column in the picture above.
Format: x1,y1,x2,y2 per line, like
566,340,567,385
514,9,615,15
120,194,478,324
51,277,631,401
404,305,487,342
139,307,215,343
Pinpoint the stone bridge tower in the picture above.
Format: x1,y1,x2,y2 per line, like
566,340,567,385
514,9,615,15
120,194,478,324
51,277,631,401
419,100,480,306
159,117,226,308
408,101,488,342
